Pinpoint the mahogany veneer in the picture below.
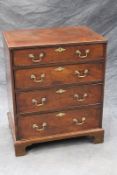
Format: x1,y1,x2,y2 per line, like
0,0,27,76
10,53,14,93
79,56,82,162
16,83,103,114
3,26,107,156
13,44,104,66
15,62,104,90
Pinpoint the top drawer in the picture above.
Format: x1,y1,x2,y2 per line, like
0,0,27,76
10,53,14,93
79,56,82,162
13,44,104,67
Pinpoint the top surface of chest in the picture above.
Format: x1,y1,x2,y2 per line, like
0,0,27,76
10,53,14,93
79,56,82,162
3,26,106,49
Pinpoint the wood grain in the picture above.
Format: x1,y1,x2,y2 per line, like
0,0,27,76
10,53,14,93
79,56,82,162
13,44,104,66
3,26,106,48
14,62,104,90
17,106,102,140
16,83,103,114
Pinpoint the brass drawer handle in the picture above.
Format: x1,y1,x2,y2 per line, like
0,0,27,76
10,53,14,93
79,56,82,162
55,47,66,52
32,123,47,131
56,112,66,117
56,89,66,94
73,117,86,125
28,52,45,63
32,97,46,107
30,73,45,83
76,49,90,58
74,93,88,102
55,67,64,71
75,69,89,78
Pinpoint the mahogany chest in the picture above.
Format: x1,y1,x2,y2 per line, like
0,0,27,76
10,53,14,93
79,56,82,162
3,26,107,156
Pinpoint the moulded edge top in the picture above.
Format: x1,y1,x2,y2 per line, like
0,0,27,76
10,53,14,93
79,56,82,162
3,25,107,49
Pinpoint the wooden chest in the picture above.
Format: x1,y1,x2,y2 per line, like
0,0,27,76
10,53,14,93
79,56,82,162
3,26,107,156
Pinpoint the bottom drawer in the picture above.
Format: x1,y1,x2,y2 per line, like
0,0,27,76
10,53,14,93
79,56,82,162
18,106,102,140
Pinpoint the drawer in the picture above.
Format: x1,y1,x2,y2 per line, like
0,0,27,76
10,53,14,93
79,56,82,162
18,106,101,139
15,62,104,90
16,84,103,114
13,44,104,66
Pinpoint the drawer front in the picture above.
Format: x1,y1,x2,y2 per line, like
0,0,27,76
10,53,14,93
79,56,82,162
16,84,103,114
15,62,104,90
13,44,104,66
18,106,101,139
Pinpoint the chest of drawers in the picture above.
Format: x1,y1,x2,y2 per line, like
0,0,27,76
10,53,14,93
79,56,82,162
3,26,107,156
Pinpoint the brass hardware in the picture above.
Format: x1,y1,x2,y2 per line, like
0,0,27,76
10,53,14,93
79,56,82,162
28,52,45,63
55,47,66,52
74,93,88,102
75,69,89,78
39,52,45,58
73,117,86,125
32,97,46,107
56,112,66,117
56,89,66,94
32,123,47,131
55,67,64,71
30,73,45,83
76,49,90,58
